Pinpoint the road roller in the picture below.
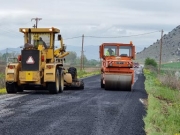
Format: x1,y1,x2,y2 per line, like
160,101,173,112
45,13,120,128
99,42,135,91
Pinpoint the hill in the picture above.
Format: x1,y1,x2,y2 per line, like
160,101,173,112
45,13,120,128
136,25,180,63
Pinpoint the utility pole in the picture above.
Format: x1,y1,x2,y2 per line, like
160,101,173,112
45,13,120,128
5,48,8,64
31,17,42,28
158,29,163,74
80,34,84,71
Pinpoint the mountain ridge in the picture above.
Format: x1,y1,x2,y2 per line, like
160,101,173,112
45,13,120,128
136,25,180,63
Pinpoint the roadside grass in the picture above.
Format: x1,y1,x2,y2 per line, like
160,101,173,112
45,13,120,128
0,72,6,94
77,69,100,78
144,69,180,135
0,88,6,94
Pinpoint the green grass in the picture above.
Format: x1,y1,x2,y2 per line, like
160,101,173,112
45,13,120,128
144,69,180,135
0,88,6,94
161,62,180,69
0,73,5,94
77,69,100,78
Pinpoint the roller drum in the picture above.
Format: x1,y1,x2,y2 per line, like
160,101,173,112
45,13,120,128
104,73,132,91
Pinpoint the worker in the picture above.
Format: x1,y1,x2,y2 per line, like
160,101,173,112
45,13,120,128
106,48,115,56
24,43,33,48
39,37,47,48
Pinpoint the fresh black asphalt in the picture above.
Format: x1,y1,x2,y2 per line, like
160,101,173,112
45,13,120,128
0,68,147,135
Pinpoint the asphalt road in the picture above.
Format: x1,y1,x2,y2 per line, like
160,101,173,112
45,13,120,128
0,67,147,135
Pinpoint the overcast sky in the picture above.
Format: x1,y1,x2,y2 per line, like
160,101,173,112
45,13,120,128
0,0,180,53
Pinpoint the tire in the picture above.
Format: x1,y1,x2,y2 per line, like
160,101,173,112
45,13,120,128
79,80,84,90
6,82,17,94
101,78,104,88
101,74,104,88
80,85,84,90
48,68,60,94
59,68,64,93
68,67,77,80
17,86,23,92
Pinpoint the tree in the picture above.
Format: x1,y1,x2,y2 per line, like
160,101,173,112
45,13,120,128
82,54,88,65
145,57,157,67
1,52,19,62
65,51,77,64
75,56,81,65
86,59,100,66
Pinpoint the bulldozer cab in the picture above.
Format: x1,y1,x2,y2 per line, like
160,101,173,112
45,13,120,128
19,28,60,49
32,34,49,49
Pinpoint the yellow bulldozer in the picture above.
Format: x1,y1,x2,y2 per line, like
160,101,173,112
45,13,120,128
5,27,84,94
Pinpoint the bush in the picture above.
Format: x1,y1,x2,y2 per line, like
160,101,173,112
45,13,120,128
145,57,157,67
0,73,5,89
0,65,5,89
158,70,180,91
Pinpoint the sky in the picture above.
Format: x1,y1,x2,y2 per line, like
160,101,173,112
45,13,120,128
0,0,180,55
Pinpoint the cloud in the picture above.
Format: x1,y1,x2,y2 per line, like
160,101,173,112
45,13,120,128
0,0,180,52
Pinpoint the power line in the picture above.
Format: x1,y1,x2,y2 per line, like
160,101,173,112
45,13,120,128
84,31,160,38
62,31,160,40
0,27,21,38
0,21,33,37
63,36,82,40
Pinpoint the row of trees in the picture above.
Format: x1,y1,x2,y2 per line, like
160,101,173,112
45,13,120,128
0,52,18,62
65,51,100,66
0,51,101,67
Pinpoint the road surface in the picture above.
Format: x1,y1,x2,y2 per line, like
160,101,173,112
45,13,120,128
0,67,147,135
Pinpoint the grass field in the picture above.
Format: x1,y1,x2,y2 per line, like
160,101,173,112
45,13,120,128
161,62,180,69
144,69,180,135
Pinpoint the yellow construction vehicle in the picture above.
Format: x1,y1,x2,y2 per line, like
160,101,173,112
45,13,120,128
5,27,84,94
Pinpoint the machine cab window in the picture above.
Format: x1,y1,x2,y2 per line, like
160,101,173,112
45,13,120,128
28,33,50,48
104,46,117,56
119,46,132,57
103,45,132,57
